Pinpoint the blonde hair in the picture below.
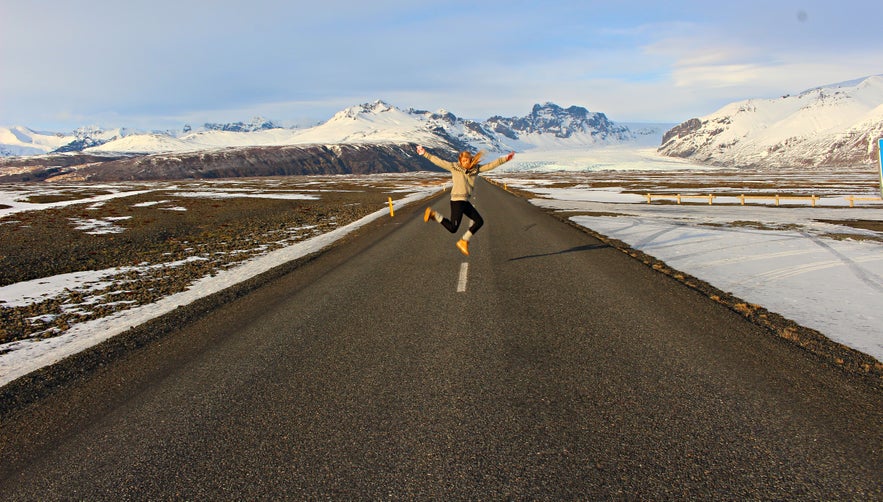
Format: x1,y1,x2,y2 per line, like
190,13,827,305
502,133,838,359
459,150,485,171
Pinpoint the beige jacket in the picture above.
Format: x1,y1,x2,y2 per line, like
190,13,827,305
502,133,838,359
421,151,510,201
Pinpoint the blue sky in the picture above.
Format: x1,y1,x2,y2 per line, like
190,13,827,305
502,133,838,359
2,0,882,131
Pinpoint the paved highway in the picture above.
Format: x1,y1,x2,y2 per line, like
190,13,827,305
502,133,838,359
1,180,880,499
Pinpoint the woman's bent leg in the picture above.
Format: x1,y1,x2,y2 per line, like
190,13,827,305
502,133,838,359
462,202,483,234
441,201,466,233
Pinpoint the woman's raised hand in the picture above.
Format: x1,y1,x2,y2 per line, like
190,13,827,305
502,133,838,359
416,145,425,155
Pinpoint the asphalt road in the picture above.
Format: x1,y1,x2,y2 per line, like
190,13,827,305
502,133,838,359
1,180,880,499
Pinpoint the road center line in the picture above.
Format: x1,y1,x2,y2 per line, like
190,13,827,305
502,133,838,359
456,262,469,292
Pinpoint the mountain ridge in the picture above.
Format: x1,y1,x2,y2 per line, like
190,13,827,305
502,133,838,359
2,101,636,159
1,101,642,181
4,74,883,181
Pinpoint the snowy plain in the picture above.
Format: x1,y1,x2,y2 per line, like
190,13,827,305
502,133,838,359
1,144,882,388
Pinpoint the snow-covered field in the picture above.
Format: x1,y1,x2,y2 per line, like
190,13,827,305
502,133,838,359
1,146,881,387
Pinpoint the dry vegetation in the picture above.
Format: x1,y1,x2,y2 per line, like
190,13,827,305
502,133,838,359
0,175,444,345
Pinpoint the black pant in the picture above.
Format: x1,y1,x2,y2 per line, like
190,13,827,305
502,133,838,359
441,200,483,234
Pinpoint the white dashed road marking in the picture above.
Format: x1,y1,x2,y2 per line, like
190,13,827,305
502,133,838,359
457,262,469,292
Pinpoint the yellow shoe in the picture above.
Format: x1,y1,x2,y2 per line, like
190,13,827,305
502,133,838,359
423,207,435,222
456,239,469,256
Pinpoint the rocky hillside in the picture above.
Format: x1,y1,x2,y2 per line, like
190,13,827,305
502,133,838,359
0,144,437,182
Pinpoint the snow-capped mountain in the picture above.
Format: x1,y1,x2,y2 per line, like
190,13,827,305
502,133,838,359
0,101,640,181
0,126,146,156
51,126,139,153
406,107,511,153
202,116,281,133
1,101,633,158
0,126,72,156
486,103,632,148
658,75,883,168
280,100,633,153
277,101,453,148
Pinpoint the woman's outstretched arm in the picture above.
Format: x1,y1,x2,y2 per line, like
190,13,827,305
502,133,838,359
477,152,515,174
416,145,458,172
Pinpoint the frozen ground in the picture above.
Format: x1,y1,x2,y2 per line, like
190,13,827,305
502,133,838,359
1,146,881,387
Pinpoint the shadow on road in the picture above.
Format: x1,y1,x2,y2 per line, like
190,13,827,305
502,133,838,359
509,243,609,261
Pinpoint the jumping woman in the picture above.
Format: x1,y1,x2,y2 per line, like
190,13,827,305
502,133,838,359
417,145,515,255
